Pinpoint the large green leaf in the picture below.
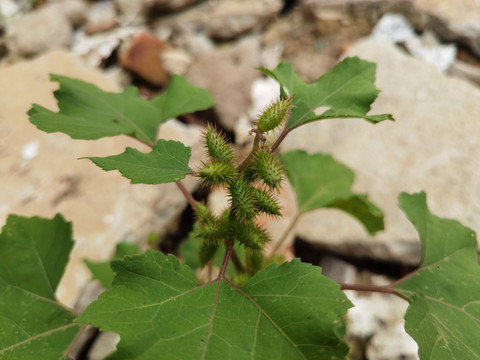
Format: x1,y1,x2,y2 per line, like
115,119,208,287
85,242,142,289
86,139,192,184
281,150,384,235
395,192,480,360
78,250,352,359
258,57,394,131
0,214,81,359
28,74,214,146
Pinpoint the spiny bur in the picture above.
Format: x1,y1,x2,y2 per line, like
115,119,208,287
198,241,219,267
257,97,293,133
252,150,283,190
194,202,216,224
193,205,229,246
204,124,234,163
253,188,281,217
228,177,256,221
197,160,237,187
231,220,269,250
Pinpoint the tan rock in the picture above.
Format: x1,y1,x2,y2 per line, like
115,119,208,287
0,50,202,307
185,36,262,131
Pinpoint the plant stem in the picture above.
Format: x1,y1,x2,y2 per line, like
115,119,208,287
270,127,290,153
267,212,301,259
339,283,409,302
218,240,234,279
237,132,262,173
175,180,196,209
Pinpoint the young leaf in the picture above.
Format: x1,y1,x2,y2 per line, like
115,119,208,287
258,57,394,132
84,242,142,289
281,150,384,235
395,192,480,360
0,214,81,359
86,139,192,184
78,250,352,359
150,74,215,123
28,74,214,146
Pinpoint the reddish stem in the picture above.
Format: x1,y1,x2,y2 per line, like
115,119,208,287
175,180,196,209
339,283,409,302
218,241,234,279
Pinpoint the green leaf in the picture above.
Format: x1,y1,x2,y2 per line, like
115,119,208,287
150,74,215,123
84,242,142,289
78,250,352,359
28,74,214,146
281,150,384,235
86,139,192,184
258,57,394,131
395,192,480,360
0,214,81,359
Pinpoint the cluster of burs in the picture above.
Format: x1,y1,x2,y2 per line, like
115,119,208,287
194,97,293,274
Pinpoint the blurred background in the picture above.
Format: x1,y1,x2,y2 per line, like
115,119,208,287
1,0,479,359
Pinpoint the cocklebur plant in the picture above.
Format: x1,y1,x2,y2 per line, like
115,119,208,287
0,57,479,360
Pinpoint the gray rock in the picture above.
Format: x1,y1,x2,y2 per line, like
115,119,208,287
113,0,147,22
146,0,201,12
280,38,480,264
185,36,262,131
414,0,480,57
201,0,283,40
7,1,88,56
0,50,202,307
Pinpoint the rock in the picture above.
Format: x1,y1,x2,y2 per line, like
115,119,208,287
146,0,201,12
201,0,283,40
280,38,480,264
414,0,480,57
119,31,171,87
346,288,418,360
53,0,88,28
113,0,147,23
88,331,120,360
7,5,73,56
84,0,119,35
72,25,140,67
185,36,262,131
0,50,203,307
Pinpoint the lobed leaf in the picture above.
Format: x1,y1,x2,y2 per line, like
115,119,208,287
0,215,81,359
281,150,384,235
395,192,480,360
258,57,394,132
28,74,214,146
78,250,352,359
86,139,192,184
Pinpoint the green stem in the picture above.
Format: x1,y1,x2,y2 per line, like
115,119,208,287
237,131,263,173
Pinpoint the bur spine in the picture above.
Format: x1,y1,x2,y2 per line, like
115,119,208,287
257,97,293,133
